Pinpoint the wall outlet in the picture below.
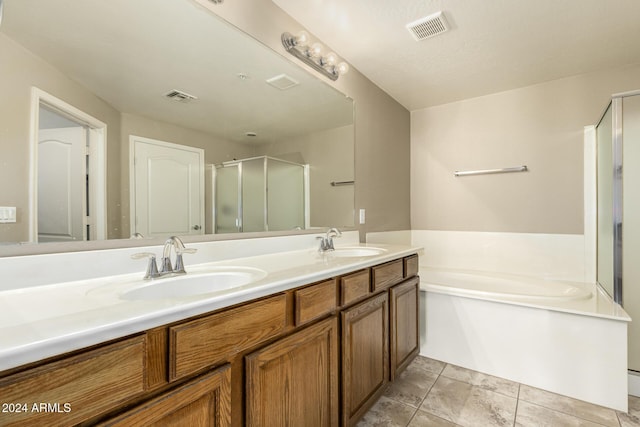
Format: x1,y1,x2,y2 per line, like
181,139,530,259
0,207,17,223
359,209,365,225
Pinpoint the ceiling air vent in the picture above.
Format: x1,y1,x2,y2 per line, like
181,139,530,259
406,11,449,41
164,89,198,103
266,74,299,90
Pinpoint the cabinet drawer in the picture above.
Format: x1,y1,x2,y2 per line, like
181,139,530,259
404,254,419,278
371,259,404,292
169,294,287,381
0,336,146,426
295,279,337,326
340,269,370,306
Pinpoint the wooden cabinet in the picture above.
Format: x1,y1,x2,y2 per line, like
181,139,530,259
339,269,370,306
341,292,389,427
294,279,338,326
389,277,420,380
169,294,287,381
403,254,419,279
0,336,146,426
246,317,339,427
100,365,231,427
371,259,404,292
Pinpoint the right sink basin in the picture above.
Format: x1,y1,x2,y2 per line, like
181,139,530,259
329,247,387,258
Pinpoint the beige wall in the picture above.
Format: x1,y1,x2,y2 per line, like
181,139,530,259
411,64,640,234
0,33,122,242
198,0,411,240
261,125,355,228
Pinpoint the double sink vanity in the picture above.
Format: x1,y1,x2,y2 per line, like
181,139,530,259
0,231,421,426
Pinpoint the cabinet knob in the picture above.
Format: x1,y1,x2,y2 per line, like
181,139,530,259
192,225,201,230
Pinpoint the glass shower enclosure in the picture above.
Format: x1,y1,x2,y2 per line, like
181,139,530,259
595,90,640,372
214,156,308,233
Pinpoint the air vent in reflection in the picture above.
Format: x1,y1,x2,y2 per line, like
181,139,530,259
164,89,198,103
266,74,299,90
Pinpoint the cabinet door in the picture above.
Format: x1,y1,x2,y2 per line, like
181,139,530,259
390,277,420,380
341,292,389,427
246,317,339,427
100,365,231,427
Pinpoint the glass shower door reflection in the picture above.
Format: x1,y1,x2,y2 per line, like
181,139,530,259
215,164,241,233
267,159,305,231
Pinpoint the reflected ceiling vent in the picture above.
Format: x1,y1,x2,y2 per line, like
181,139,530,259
266,74,299,90
406,11,449,41
164,89,198,103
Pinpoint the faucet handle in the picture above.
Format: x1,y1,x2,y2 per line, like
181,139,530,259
174,247,197,274
131,252,160,280
177,247,197,255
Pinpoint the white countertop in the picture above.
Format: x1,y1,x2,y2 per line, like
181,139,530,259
0,241,420,372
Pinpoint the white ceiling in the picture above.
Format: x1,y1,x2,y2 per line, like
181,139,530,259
272,0,640,110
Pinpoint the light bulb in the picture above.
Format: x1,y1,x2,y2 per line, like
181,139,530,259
308,42,324,58
323,52,338,66
336,62,349,76
295,30,310,46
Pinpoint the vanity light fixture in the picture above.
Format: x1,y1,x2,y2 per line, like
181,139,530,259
281,31,349,81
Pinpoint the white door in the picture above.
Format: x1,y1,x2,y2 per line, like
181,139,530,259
37,127,87,242
131,136,204,238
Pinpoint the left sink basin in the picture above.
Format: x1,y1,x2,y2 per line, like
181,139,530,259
120,267,267,301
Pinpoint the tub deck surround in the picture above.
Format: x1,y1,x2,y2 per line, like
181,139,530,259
420,267,630,322
0,231,421,372
368,230,587,281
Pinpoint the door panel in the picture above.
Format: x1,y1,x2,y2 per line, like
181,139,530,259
132,137,204,238
38,127,87,242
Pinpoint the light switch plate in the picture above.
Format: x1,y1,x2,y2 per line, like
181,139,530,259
359,209,365,225
0,207,17,223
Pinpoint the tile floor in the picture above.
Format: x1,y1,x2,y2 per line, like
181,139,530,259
357,356,640,427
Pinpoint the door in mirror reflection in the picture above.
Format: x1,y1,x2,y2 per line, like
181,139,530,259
131,136,204,238
33,93,108,244
37,127,87,243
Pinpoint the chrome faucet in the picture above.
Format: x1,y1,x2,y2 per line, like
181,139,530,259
131,236,197,280
317,228,341,252
160,236,197,275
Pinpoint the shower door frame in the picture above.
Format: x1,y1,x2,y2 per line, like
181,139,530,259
595,91,640,306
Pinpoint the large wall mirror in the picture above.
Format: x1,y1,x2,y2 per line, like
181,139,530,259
0,0,355,251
